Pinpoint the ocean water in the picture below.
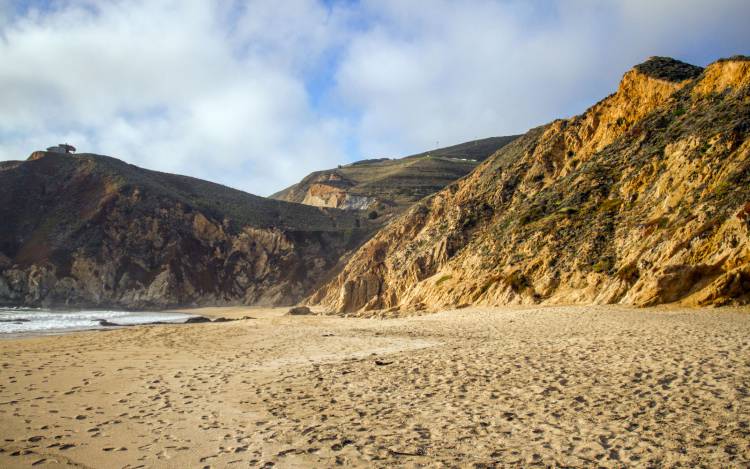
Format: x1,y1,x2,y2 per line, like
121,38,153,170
0,308,196,335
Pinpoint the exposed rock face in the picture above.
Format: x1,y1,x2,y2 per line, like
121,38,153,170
302,182,376,210
0,153,372,309
310,56,750,314
271,136,518,217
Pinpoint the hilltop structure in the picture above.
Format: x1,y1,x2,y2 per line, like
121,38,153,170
46,143,76,154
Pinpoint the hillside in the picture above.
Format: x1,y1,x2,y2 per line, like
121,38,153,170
0,152,373,309
271,136,517,217
310,56,750,314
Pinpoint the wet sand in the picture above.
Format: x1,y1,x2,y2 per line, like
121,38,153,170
1,305,749,468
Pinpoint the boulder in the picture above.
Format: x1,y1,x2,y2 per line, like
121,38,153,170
184,316,212,324
97,319,120,327
286,306,313,316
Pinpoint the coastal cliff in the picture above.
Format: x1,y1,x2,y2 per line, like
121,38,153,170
310,57,750,314
0,152,372,309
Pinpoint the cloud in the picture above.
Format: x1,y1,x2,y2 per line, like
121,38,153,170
0,0,347,195
0,0,748,195
334,0,750,159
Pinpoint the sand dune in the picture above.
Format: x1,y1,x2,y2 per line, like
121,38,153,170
1,305,749,467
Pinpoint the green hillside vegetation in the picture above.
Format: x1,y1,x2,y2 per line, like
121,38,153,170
271,135,518,213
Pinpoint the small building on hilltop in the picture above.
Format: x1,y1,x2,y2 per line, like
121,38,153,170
46,143,76,154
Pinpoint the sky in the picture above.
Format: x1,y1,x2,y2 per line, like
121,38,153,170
1,0,748,196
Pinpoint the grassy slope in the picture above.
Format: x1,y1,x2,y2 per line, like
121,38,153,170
270,136,518,209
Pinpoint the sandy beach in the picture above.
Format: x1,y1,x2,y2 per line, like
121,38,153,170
1,305,749,468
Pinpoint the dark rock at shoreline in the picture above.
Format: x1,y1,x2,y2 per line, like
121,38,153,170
97,319,120,327
184,316,212,324
94,314,254,329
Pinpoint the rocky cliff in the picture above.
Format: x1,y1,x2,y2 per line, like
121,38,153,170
310,56,750,315
0,152,372,309
271,136,518,217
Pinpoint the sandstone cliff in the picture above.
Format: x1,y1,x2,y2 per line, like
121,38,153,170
271,136,518,218
0,152,372,309
310,56,750,315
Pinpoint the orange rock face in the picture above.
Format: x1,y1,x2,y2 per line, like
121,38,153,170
310,56,750,315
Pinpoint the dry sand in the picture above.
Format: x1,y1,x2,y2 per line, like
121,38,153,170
1,305,749,468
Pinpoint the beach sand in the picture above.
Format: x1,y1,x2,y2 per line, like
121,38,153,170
1,305,749,468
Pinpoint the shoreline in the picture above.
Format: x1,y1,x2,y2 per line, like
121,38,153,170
0,309,205,339
3,303,749,340
0,306,299,340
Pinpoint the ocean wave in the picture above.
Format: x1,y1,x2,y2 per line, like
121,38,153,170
0,309,194,335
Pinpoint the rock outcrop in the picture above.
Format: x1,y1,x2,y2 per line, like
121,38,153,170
310,56,750,314
0,152,373,309
286,306,313,315
302,180,375,210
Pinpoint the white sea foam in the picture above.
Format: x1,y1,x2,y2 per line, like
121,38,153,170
0,308,195,335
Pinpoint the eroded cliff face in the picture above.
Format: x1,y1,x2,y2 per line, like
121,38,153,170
0,153,370,309
302,182,376,210
310,56,750,315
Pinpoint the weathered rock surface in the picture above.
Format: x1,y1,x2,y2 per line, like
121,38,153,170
0,153,373,309
286,306,313,316
310,56,750,314
302,180,375,210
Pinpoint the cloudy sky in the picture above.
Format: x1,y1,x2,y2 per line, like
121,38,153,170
1,0,748,195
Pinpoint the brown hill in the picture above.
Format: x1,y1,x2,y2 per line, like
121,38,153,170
310,56,750,315
270,136,517,219
0,152,373,309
